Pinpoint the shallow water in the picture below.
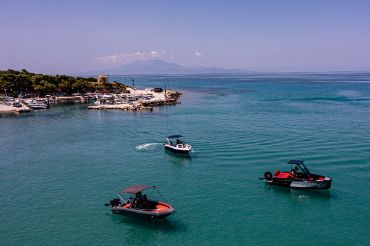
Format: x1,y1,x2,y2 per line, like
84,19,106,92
1,74,370,245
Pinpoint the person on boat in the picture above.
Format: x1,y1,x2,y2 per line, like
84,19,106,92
290,166,307,178
128,196,136,208
134,192,144,208
141,194,149,209
290,166,298,177
176,138,182,144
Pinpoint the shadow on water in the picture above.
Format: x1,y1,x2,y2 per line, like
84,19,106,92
113,214,185,230
263,183,332,199
164,150,195,166
107,213,187,244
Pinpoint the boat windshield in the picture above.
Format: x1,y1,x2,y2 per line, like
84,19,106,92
298,163,310,175
291,163,310,177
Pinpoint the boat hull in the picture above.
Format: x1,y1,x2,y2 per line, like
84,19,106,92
164,144,191,154
112,202,176,219
29,105,48,110
266,178,332,189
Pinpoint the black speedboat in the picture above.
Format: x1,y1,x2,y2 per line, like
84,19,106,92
105,185,176,219
261,160,332,189
164,135,192,154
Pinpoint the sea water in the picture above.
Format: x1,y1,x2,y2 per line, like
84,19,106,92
1,73,370,245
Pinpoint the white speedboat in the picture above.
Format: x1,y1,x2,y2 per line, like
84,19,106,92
27,99,48,109
164,135,192,154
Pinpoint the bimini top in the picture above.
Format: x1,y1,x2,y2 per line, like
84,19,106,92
287,160,304,165
120,185,154,194
167,135,183,139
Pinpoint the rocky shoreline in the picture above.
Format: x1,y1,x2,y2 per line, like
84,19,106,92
0,88,182,115
87,89,181,112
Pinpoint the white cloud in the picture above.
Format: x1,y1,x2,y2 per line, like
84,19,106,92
194,51,205,58
95,50,171,64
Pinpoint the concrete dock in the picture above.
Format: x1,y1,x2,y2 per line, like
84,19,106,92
0,104,31,114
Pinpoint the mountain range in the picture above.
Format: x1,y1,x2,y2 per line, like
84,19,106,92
81,60,251,75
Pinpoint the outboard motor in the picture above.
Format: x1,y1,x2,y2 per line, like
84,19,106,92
264,172,273,181
105,198,121,207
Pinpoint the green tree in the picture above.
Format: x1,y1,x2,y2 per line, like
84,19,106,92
33,80,56,96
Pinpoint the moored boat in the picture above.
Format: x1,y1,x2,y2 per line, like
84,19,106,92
164,135,192,154
261,160,332,189
105,185,176,219
27,99,48,109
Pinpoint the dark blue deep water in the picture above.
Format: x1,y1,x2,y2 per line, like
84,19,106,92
1,73,370,245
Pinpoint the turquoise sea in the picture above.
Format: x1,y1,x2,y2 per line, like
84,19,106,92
1,73,370,245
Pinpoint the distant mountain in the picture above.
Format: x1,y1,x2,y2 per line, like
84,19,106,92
80,59,251,75
107,60,189,74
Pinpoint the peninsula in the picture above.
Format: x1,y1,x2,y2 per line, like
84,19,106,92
0,69,181,114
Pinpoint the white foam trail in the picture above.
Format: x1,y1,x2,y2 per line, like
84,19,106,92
136,143,162,150
337,89,360,97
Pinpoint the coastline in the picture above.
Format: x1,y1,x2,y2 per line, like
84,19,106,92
90,88,181,111
0,103,31,114
1,70,183,115
0,88,182,115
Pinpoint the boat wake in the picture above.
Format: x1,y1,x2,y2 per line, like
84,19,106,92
337,89,360,97
136,143,162,151
298,195,309,199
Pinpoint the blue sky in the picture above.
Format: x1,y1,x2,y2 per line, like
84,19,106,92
1,0,370,73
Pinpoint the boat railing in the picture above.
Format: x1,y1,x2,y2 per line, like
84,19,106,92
118,193,130,206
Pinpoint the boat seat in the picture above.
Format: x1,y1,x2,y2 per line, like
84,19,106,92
274,170,281,176
276,172,291,179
